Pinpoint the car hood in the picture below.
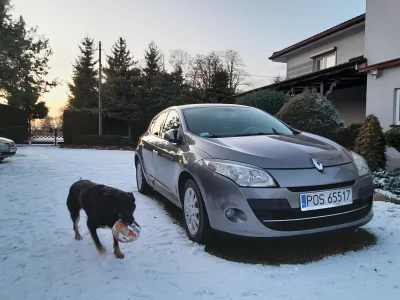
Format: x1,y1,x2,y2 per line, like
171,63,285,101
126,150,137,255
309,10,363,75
0,137,14,143
191,133,352,169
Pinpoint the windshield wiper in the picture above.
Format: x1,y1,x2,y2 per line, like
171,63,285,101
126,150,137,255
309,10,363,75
272,128,284,135
230,132,274,137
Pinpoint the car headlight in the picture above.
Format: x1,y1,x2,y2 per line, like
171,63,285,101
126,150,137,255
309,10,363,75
0,142,7,147
351,152,370,177
203,159,277,187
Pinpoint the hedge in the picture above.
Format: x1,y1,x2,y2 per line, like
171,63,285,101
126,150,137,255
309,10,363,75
276,90,344,138
0,104,28,143
73,134,123,146
236,90,289,115
355,114,386,172
385,127,400,152
331,123,362,150
63,109,99,144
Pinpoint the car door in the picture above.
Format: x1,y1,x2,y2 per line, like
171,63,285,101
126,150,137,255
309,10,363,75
152,109,182,204
140,111,169,182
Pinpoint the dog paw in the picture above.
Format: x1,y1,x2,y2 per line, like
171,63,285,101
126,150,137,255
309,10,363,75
97,245,106,255
75,234,83,240
114,252,125,259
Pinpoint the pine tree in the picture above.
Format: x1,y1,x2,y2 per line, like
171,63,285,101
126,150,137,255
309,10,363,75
206,70,234,103
103,37,143,139
355,114,387,172
68,36,98,109
143,41,163,79
2,0,53,135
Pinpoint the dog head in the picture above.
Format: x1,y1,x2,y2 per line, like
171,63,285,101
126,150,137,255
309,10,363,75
107,190,136,225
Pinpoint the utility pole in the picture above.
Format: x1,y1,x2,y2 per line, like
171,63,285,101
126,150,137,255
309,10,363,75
98,41,103,135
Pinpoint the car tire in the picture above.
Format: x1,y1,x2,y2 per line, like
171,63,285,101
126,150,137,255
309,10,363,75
0,158,3,162
136,159,151,194
182,178,212,244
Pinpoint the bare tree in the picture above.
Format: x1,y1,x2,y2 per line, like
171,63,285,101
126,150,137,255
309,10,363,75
222,49,249,94
188,51,223,89
273,73,284,83
40,116,54,129
52,107,65,128
169,49,191,75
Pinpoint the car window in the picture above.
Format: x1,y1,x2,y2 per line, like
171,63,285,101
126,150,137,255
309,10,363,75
161,110,181,138
148,117,157,132
150,111,169,137
182,106,294,138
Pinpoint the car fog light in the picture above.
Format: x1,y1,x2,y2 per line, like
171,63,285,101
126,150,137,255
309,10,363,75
225,208,235,218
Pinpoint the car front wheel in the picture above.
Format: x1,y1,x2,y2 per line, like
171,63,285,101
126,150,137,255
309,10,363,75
182,179,212,244
136,159,151,194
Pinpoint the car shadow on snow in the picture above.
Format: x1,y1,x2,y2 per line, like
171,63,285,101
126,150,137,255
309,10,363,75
147,191,378,266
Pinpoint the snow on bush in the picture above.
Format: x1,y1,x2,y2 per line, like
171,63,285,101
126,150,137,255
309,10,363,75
385,127,400,152
373,169,400,196
276,90,344,138
355,114,386,172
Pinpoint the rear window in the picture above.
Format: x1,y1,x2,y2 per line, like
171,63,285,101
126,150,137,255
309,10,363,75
182,106,293,138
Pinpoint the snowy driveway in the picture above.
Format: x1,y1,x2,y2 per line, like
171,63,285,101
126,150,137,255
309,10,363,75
0,146,399,300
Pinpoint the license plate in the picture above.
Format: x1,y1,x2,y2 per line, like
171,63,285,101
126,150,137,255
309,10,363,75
9,148,16,153
300,188,353,211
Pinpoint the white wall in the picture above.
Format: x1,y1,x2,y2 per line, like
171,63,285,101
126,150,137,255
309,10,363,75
366,68,400,130
365,0,400,131
365,0,400,64
286,23,365,78
328,85,367,126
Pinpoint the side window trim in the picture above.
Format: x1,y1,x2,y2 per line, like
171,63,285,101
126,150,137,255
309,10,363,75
161,109,181,136
150,110,170,138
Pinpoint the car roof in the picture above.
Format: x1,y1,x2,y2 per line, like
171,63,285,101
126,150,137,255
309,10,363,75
171,103,250,111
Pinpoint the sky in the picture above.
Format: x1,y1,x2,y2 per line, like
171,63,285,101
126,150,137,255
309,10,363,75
11,0,366,117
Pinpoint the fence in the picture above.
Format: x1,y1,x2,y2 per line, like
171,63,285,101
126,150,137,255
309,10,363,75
30,128,64,145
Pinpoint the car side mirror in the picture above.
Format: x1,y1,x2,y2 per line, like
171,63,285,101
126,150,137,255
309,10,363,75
164,129,182,144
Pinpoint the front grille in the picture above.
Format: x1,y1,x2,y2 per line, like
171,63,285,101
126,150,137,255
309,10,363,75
248,196,373,231
286,180,356,193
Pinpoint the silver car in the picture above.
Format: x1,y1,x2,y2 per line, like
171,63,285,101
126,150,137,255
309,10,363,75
0,137,17,162
135,104,374,243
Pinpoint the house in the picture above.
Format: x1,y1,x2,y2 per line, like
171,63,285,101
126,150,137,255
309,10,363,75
238,0,400,133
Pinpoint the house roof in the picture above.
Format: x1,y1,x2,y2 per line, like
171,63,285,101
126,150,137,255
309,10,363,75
268,14,365,61
235,56,366,98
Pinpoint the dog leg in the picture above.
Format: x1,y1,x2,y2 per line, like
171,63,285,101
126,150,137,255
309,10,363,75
73,213,82,240
87,221,106,255
113,236,124,259
67,192,83,240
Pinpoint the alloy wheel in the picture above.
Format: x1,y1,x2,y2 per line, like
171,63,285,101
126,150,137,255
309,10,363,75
184,187,200,235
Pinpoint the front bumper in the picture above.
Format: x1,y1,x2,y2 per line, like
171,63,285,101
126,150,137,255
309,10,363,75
0,145,17,158
192,162,374,238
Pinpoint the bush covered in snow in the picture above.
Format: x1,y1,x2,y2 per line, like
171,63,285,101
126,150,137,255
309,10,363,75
276,90,344,137
331,123,362,150
355,114,386,172
385,127,400,152
236,90,289,115
373,169,400,196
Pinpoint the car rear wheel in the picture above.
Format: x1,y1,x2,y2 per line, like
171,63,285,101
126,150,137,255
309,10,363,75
136,159,151,194
182,179,212,244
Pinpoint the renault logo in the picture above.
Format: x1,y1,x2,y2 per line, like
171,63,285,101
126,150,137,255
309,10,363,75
312,158,324,172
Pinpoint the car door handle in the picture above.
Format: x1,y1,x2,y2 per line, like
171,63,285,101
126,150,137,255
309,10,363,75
153,149,158,155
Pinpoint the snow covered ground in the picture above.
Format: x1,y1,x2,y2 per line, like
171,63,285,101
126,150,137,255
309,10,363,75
0,146,399,300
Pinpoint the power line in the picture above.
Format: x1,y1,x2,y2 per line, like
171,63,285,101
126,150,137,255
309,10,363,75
247,74,285,78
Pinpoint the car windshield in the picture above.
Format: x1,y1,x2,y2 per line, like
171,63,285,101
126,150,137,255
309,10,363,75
182,106,294,138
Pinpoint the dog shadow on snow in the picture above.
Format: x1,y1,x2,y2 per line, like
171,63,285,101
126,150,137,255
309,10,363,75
147,191,378,266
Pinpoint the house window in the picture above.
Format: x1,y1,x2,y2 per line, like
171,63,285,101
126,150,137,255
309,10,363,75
313,52,336,71
395,89,400,125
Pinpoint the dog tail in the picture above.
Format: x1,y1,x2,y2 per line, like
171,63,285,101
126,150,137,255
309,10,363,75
67,186,81,227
